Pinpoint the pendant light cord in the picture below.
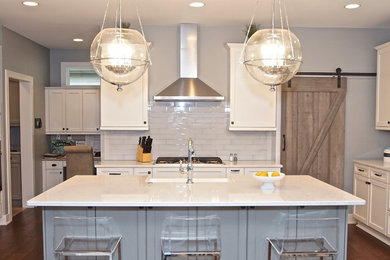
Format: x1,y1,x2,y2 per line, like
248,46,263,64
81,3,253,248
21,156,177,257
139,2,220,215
241,0,261,63
94,0,111,60
135,0,151,64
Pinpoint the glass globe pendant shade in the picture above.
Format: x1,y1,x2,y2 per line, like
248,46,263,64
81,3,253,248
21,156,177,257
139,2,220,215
90,28,150,91
244,28,302,89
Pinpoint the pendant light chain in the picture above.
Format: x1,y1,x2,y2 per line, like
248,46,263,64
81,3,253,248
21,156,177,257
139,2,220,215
283,0,296,58
135,0,151,65
240,0,261,63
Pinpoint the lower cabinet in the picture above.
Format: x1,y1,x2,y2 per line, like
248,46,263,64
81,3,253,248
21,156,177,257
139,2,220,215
42,161,64,191
353,162,389,237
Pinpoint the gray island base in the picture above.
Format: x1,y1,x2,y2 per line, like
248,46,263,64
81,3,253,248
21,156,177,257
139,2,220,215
28,176,364,260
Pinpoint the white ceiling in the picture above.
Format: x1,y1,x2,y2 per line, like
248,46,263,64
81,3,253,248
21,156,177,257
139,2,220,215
0,0,389,49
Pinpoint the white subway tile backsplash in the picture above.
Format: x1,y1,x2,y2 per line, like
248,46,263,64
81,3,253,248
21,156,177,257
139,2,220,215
101,101,276,161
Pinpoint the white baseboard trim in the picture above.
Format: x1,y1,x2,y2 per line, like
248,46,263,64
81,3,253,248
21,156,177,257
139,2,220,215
0,213,12,225
348,213,357,224
356,222,390,246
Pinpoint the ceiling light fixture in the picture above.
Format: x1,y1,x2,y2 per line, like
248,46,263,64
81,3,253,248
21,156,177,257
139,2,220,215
73,38,84,42
90,0,151,92
344,3,361,9
22,1,39,7
243,0,302,91
189,2,205,8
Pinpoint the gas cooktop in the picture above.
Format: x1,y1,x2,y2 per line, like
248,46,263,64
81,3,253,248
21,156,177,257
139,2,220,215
155,157,223,164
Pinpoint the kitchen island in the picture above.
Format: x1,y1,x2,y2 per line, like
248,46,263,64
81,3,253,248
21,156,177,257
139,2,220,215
28,175,364,260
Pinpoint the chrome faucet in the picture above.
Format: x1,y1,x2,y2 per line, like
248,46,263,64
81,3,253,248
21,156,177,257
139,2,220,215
179,138,195,184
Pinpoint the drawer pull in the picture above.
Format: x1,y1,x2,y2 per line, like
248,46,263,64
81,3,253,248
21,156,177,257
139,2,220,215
230,170,241,173
365,181,371,185
51,164,57,167
358,169,364,172
374,173,383,177
109,173,121,175
148,171,151,175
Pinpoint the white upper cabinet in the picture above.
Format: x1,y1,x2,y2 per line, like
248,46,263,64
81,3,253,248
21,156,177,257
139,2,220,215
375,42,390,130
65,89,83,132
227,43,278,131
46,88,66,133
82,89,100,133
100,70,149,130
45,87,100,134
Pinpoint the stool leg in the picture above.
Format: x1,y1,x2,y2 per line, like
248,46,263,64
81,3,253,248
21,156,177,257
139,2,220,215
118,241,122,260
268,241,272,260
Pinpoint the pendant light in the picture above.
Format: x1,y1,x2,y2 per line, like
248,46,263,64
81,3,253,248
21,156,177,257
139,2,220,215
243,0,302,91
90,0,151,91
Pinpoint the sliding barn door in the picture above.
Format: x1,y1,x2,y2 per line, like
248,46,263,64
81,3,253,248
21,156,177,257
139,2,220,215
281,77,347,188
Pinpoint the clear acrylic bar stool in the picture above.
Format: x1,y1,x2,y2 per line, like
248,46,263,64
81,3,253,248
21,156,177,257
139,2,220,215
53,216,122,260
267,217,339,260
161,215,221,260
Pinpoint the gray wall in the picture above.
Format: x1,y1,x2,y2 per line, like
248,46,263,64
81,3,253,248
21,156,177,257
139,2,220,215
2,27,50,207
49,26,390,193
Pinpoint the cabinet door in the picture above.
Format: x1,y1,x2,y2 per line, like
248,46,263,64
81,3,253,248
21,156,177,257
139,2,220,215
228,44,277,131
100,70,149,130
368,179,387,234
45,89,66,133
45,169,63,190
353,174,369,224
82,89,100,133
376,44,390,129
11,159,22,200
65,89,83,132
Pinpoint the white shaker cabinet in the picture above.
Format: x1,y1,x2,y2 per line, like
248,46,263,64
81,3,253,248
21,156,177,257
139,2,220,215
353,161,389,238
100,70,149,130
82,89,100,133
42,161,64,191
375,42,390,130
45,87,100,134
227,43,278,131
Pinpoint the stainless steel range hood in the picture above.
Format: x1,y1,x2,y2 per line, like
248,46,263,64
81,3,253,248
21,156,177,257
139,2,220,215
154,24,224,102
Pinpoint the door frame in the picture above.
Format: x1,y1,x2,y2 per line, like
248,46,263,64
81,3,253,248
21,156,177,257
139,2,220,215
1,70,34,224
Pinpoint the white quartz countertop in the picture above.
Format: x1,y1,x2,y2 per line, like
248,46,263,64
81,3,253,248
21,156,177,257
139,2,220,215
354,159,390,169
27,175,364,207
95,160,283,168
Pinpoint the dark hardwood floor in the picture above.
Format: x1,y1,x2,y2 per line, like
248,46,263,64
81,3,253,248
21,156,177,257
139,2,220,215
1,208,390,259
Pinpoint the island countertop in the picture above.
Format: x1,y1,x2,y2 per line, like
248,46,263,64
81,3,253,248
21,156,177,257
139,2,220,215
27,175,364,207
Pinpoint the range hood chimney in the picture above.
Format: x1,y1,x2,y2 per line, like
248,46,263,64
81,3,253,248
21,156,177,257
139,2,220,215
154,24,224,102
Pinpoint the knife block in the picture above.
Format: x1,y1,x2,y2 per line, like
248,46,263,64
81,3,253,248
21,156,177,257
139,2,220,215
136,145,152,163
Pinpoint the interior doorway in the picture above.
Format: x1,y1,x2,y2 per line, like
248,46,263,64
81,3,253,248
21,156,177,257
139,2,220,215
2,70,34,224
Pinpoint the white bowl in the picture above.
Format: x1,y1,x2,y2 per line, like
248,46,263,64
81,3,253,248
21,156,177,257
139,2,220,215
252,172,285,190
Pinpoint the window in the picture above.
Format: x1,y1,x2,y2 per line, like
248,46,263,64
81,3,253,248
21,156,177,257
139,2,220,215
61,62,100,86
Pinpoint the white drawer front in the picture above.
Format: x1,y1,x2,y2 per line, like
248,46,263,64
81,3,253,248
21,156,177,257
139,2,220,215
134,168,152,176
45,161,64,170
370,168,388,183
226,167,244,176
354,164,369,177
97,167,133,176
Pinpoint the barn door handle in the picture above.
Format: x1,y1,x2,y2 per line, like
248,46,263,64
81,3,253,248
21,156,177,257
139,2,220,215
282,134,286,151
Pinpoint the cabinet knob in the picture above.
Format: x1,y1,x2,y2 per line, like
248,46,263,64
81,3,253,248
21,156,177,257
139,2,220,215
60,172,62,174
147,171,151,175
96,128,99,131
62,128,65,130
231,121,234,125
66,128,69,130
388,121,390,124
144,121,147,124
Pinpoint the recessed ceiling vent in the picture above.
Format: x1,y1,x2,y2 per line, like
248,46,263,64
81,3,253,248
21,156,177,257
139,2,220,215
154,24,224,102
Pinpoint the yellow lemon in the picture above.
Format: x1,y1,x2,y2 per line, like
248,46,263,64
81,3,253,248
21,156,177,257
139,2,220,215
271,171,280,177
255,171,268,177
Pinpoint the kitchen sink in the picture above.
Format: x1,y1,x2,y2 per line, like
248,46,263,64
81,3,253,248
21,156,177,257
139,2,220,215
145,177,229,183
